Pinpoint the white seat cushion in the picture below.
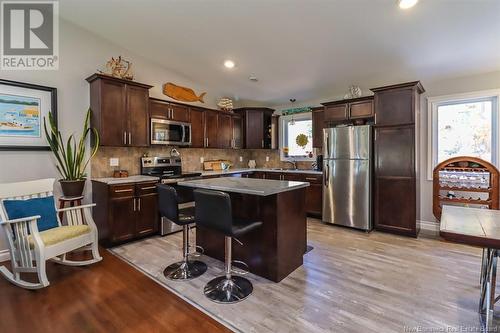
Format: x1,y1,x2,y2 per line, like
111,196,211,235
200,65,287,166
28,225,91,248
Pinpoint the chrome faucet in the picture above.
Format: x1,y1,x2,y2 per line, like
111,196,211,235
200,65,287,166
284,159,297,170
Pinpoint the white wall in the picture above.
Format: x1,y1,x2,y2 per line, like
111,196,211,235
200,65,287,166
419,70,500,223
0,19,221,255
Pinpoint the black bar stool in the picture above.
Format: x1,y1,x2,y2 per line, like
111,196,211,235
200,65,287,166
193,189,262,303
158,184,207,280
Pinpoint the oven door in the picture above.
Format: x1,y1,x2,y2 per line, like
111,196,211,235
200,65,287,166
151,119,191,145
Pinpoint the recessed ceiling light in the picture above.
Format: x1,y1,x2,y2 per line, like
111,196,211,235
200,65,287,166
398,0,418,9
224,60,235,69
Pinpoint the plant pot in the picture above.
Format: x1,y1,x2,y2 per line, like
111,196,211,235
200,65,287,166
59,179,86,197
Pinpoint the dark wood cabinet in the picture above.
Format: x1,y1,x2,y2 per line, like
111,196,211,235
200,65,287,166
204,110,219,148
350,99,374,119
218,113,233,148
232,115,243,149
312,107,325,149
234,108,275,149
92,181,159,246
248,171,322,216
373,84,417,126
190,107,205,148
371,81,424,237
321,96,374,125
127,85,150,147
150,98,190,122
87,74,152,147
324,103,348,122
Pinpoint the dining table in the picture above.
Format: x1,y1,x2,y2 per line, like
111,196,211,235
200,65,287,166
440,205,500,326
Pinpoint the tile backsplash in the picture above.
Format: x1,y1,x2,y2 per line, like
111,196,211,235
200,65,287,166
91,147,315,178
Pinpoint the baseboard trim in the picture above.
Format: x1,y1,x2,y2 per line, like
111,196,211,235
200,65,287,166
0,249,10,262
419,220,439,235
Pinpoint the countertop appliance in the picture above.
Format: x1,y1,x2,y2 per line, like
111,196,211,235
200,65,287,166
322,125,372,231
141,156,201,235
150,118,191,146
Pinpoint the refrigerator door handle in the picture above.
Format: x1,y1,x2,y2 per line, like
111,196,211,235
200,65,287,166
325,132,329,157
324,163,329,186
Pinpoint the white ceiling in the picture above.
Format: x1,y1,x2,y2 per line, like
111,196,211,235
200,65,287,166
61,0,500,106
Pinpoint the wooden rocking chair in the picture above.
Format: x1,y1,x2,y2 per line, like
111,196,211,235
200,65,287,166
0,178,102,289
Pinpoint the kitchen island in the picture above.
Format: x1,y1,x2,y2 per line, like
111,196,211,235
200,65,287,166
177,177,309,282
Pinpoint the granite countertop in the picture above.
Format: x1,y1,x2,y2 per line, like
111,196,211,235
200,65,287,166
199,168,322,177
92,175,159,185
177,177,310,196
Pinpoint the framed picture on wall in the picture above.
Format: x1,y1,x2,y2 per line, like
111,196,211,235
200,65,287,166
0,79,57,150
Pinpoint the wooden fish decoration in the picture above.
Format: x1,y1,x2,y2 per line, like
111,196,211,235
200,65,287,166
163,82,206,103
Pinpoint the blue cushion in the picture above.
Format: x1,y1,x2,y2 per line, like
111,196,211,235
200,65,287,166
3,196,58,232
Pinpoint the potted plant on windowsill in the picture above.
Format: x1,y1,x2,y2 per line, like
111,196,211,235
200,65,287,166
44,108,99,197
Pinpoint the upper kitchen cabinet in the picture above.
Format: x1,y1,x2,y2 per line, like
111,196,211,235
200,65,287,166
371,81,424,126
149,98,190,122
321,96,374,124
204,109,219,148
190,107,205,148
232,114,243,149
234,107,275,149
87,74,152,147
217,112,233,149
312,106,325,149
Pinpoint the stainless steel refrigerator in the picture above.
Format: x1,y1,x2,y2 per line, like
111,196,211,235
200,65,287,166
322,125,372,231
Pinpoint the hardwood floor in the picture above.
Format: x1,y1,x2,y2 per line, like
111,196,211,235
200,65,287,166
112,218,500,332
0,250,231,333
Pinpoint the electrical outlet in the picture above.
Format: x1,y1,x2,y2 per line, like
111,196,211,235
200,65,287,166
266,156,270,162
109,158,119,167
200,157,204,164
239,156,243,162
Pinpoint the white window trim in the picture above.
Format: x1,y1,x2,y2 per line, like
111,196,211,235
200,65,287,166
427,89,500,180
279,112,315,162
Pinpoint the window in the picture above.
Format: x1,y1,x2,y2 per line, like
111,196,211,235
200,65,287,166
279,113,314,161
428,90,500,179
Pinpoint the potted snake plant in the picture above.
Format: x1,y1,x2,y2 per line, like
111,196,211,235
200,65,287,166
44,108,99,197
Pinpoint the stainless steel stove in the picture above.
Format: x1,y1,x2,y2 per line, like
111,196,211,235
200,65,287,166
141,156,201,182
140,156,201,235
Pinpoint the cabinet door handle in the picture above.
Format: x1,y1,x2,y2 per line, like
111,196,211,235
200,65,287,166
115,189,133,193
123,132,127,145
206,137,209,147
171,109,174,119
305,177,317,181
141,186,156,190
137,198,141,211
128,132,132,145
261,139,264,148
133,198,137,211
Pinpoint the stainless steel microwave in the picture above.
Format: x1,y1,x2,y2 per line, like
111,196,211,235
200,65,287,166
150,118,191,146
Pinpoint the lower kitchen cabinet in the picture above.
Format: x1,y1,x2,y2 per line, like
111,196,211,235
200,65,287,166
92,181,159,246
249,171,322,216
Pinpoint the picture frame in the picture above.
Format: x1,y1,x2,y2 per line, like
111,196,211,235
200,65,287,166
0,79,57,151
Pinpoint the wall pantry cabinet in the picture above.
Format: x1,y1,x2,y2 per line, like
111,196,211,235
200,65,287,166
371,81,424,237
87,74,152,147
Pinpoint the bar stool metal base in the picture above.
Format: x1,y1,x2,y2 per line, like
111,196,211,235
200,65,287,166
204,275,253,304
163,260,207,280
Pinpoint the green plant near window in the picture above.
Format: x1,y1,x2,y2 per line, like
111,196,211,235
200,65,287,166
43,108,99,181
